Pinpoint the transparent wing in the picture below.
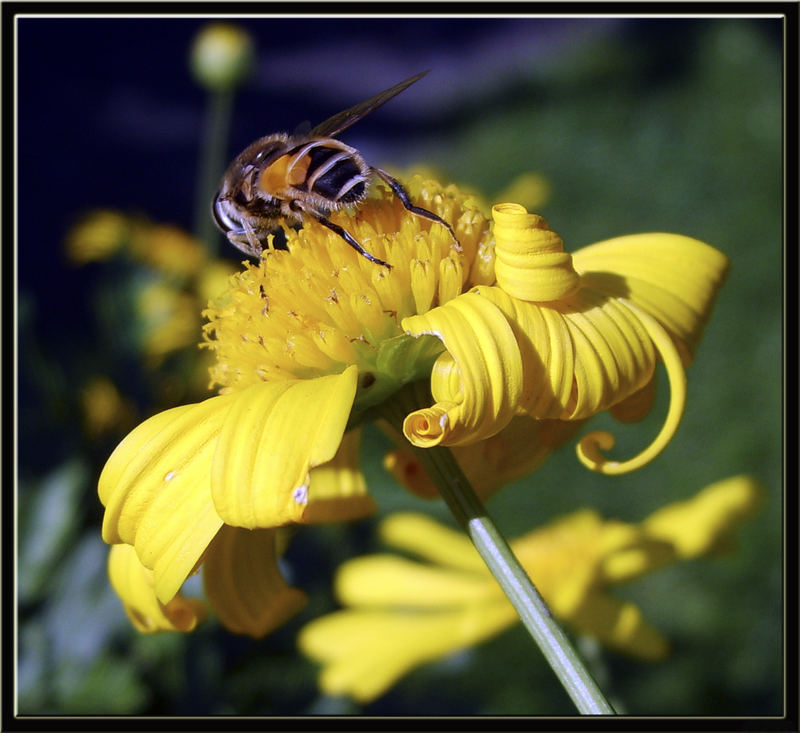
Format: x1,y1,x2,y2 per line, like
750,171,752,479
309,70,429,138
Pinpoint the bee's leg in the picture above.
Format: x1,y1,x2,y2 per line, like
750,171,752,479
226,228,262,259
222,219,266,259
371,167,461,250
293,202,392,269
242,220,265,255
312,213,393,269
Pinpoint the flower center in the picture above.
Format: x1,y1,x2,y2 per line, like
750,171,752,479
202,178,493,408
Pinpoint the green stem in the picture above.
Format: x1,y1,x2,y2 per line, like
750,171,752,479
380,382,616,715
194,88,234,255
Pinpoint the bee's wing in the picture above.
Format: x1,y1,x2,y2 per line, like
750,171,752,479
293,119,312,136
309,70,429,138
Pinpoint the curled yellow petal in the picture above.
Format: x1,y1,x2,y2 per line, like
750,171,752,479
203,525,307,637
108,543,206,633
560,292,656,418
573,232,729,363
491,203,581,301
401,292,523,446
475,286,657,422
576,298,686,474
99,396,232,603
211,367,358,528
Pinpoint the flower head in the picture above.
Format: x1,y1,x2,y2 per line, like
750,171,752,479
298,475,764,703
401,203,729,474
98,175,729,636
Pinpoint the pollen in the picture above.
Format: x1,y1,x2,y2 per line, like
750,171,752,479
259,153,310,194
202,177,492,394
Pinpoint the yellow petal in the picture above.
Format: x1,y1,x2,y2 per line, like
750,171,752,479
576,298,687,474
334,554,495,607
298,602,516,703
203,525,307,637
475,285,657,421
379,512,487,573
573,233,730,363
510,510,604,613
107,543,206,633
401,292,523,446
302,429,377,523
599,538,677,584
594,518,677,584
211,367,358,528
642,474,765,558
99,396,232,602
491,203,581,301
568,590,670,661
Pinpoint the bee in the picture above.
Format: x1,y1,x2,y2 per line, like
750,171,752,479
211,70,458,269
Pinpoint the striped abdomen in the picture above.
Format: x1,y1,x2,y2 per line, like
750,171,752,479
259,139,370,205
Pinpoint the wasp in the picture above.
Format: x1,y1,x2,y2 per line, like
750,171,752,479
211,71,458,269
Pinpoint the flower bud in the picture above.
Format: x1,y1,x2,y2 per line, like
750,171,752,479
190,23,254,92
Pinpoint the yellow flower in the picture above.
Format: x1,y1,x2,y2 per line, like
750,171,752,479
493,171,551,211
135,281,200,361
65,210,131,263
80,376,137,437
66,210,209,277
128,223,208,278
98,176,728,635
298,475,764,703
402,203,728,476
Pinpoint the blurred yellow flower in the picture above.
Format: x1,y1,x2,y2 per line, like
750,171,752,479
299,475,764,703
67,209,213,278
493,171,551,211
98,175,728,636
128,223,208,278
66,209,239,376
65,210,131,263
135,281,200,361
80,376,137,437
